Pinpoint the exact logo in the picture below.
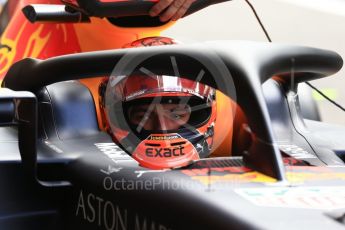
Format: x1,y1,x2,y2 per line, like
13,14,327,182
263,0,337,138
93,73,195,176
145,146,185,158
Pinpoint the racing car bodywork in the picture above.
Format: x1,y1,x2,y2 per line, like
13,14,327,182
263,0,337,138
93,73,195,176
1,1,345,230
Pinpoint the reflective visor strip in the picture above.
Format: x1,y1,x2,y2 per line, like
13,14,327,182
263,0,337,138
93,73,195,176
108,75,214,104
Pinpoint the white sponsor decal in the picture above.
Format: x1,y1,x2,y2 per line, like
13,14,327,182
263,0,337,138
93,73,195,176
76,190,171,230
95,143,131,163
100,165,123,175
76,190,128,230
134,170,169,178
279,144,317,159
236,186,345,210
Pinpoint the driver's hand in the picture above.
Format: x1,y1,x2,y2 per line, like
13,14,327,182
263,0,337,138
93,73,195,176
149,0,196,22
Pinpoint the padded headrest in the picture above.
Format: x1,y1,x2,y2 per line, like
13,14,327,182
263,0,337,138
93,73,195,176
38,81,99,140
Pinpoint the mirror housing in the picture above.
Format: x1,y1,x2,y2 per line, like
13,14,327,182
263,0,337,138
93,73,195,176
61,0,230,18
0,88,38,184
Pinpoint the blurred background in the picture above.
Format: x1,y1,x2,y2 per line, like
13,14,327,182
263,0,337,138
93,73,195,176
163,0,345,125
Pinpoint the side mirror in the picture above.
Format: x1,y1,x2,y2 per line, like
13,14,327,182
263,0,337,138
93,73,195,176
0,88,38,183
22,0,230,24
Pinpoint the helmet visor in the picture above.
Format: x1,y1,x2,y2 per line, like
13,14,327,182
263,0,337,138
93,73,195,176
126,97,191,131
105,75,215,132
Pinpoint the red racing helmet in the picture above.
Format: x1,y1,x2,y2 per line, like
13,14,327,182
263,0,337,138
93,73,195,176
99,37,217,169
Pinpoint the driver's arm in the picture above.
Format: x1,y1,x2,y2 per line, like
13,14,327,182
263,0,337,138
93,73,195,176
149,0,196,22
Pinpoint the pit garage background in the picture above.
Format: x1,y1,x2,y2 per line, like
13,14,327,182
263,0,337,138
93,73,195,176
163,0,345,125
